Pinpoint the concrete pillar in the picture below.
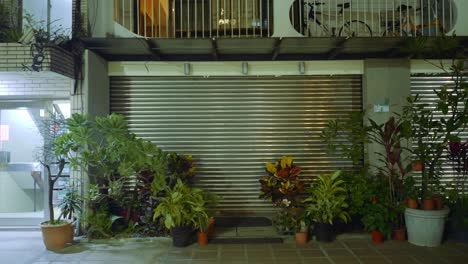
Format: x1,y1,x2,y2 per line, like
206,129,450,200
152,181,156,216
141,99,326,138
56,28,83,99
87,0,114,37
363,59,411,167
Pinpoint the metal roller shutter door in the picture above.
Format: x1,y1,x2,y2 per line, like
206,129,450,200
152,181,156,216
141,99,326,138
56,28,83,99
110,76,363,214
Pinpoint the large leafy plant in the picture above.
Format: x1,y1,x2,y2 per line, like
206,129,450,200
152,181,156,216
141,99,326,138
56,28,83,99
153,179,216,231
259,156,304,208
361,202,396,237
304,171,350,225
54,113,167,236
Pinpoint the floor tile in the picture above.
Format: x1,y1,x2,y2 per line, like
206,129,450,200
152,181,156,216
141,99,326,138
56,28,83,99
358,256,390,264
385,256,419,264
323,248,353,257
330,256,361,264
298,249,324,257
300,257,332,263
350,248,381,257
192,251,218,260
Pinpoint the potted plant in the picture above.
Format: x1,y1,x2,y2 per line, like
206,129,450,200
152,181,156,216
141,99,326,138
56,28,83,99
294,219,309,245
446,140,468,242
304,171,350,242
404,176,419,209
35,109,77,251
362,202,395,244
401,36,467,247
58,187,82,243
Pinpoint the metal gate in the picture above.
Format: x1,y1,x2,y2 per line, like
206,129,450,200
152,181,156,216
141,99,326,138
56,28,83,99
110,76,362,214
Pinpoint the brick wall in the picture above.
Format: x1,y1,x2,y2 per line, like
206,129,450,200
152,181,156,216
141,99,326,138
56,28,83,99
0,76,72,98
0,43,74,78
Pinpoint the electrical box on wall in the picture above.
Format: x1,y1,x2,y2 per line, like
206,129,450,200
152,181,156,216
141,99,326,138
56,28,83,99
374,104,389,113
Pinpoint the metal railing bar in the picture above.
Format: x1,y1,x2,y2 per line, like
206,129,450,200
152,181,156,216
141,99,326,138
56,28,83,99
187,0,190,38
299,0,302,36
180,0,183,38
266,0,269,37
195,0,197,38
137,0,140,35
238,0,241,37
450,0,453,33
245,0,248,37
210,0,212,38
252,0,256,37
151,0,154,37
232,0,235,37
442,0,445,34
260,0,263,37
202,0,205,38
217,0,220,37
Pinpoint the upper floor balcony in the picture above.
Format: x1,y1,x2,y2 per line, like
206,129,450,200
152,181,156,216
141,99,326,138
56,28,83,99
85,0,468,61
111,0,464,38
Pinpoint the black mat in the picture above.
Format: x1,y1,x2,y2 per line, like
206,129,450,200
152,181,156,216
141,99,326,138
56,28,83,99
210,237,283,244
215,217,272,228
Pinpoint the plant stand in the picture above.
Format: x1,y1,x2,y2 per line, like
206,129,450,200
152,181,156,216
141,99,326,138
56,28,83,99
405,207,450,247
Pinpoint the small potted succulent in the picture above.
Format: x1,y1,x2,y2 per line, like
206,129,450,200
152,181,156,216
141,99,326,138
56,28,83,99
304,171,350,242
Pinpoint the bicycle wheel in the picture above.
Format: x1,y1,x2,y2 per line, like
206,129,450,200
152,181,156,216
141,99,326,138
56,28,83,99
338,20,372,37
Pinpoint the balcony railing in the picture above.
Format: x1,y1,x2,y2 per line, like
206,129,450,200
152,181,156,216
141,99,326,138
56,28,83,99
114,0,273,38
113,0,456,38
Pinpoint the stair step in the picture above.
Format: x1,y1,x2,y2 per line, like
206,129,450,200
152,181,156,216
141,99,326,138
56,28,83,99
215,217,272,228
0,226,40,231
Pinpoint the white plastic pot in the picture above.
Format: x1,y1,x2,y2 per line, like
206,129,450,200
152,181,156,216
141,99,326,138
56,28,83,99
405,207,450,247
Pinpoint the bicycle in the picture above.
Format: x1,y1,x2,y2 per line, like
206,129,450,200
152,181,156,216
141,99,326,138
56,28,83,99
301,1,372,37
383,1,446,37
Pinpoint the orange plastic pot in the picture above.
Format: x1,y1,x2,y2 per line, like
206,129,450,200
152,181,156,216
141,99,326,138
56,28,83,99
295,232,308,245
423,198,435,210
207,217,215,237
432,195,444,210
393,228,406,241
371,230,384,244
407,198,418,209
412,161,423,171
198,231,209,246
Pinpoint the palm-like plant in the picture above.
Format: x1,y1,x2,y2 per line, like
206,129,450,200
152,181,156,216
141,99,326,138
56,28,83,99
304,171,350,225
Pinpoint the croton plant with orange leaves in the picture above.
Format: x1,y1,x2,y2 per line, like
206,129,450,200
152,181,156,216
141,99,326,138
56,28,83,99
259,156,304,208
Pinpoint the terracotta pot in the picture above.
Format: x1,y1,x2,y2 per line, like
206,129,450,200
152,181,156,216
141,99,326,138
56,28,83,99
412,161,423,171
65,223,74,244
295,232,308,245
197,231,209,246
40,221,73,251
207,217,215,237
371,230,384,244
423,198,435,210
432,195,444,210
393,228,406,241
407,198,419,209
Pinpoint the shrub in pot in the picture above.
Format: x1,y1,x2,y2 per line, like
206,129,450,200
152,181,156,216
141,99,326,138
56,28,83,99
154,179,217,247
404,176,419,209
362,202,395,244
304,171,350,242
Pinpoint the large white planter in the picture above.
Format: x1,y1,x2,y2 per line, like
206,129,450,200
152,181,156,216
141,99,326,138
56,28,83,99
405,207,450,247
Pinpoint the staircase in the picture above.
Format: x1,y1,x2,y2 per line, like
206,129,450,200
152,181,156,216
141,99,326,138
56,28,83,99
210,217,284,244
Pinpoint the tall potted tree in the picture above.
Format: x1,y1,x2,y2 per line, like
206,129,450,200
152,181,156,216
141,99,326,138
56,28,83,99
402,37,467,247
36,110,75,251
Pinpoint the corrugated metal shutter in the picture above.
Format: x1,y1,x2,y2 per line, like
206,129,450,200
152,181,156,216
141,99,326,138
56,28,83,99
411,75,468,192
110,76,362,214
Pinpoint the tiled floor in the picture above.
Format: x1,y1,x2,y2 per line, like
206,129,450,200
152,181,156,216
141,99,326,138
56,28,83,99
0,231,467,264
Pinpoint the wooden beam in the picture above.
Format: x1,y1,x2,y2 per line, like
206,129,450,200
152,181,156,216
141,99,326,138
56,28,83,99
327,38,347,60
271,38,282,60
211,38,219,60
